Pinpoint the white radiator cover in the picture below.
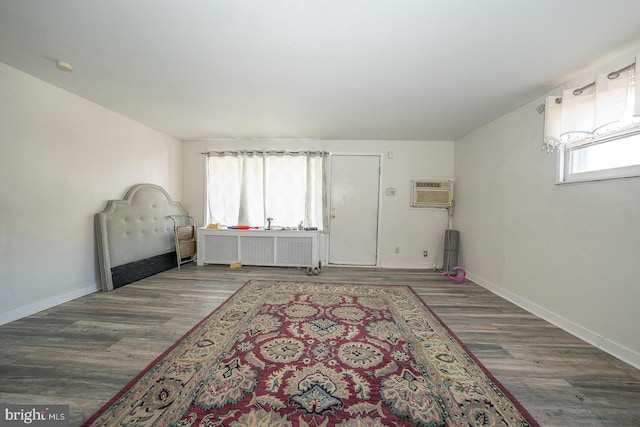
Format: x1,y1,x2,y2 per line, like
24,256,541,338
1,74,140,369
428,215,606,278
197,228,320,268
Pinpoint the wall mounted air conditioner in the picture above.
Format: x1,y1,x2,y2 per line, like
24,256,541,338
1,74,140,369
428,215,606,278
410,180,453,207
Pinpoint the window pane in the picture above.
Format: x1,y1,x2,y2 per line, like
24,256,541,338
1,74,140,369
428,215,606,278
206,155,265,226
569,133,640,174
265,156,306,227
207,156,241,225
306,156,324,228
238,156,265,226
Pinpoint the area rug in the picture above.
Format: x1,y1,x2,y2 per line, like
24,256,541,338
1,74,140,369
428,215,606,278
83,280,539,426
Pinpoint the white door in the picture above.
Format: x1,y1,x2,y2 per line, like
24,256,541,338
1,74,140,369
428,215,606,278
328,154,380,265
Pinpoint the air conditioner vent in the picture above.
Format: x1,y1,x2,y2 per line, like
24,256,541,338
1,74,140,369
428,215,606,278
411,180,453,207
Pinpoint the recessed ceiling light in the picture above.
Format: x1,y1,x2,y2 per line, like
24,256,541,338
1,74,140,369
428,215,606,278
55,61,73,73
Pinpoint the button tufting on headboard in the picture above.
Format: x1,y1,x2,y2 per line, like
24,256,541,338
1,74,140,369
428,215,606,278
95,184,191,292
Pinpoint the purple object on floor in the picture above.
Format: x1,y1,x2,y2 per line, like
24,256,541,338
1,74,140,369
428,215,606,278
441,266,466,283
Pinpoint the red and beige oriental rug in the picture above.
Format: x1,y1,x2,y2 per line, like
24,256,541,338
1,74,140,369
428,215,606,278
83,280,539,426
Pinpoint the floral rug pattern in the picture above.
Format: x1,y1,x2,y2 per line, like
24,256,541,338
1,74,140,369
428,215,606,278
83,280,538,426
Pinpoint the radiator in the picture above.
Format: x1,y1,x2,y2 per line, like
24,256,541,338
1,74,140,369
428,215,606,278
197,228,320,268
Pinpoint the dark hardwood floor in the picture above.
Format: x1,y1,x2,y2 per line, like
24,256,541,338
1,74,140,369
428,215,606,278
0,264,638,426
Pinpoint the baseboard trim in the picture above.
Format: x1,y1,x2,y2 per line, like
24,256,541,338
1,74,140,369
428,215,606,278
467,271,640,370
0,283,100,326
380,262,437,269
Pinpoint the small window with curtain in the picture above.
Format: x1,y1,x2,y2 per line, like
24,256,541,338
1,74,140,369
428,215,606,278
542,53,640,183
204,150,328,229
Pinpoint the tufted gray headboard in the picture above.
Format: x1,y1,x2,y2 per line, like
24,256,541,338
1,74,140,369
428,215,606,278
95,184,191,292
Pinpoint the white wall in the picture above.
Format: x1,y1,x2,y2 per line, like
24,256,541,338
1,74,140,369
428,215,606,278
181,139,454,268
0,63,183,324
453,47,640,368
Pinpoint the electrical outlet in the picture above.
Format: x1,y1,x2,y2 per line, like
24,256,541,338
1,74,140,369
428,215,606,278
423,250,428,257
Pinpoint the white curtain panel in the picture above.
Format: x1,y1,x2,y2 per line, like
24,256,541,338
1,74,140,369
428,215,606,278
206,155,243,226
543,53,640,151
264,154,307,228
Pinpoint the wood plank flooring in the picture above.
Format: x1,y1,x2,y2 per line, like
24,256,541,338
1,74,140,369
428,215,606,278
0,265,638,426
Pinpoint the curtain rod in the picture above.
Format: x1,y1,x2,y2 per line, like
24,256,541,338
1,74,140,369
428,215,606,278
201,150,329,156
553,61,636,104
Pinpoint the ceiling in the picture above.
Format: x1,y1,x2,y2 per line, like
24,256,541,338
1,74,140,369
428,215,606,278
2,1,640,142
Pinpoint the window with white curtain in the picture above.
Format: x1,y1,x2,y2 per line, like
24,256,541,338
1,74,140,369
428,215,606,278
543,53,640,182
205,151,327,229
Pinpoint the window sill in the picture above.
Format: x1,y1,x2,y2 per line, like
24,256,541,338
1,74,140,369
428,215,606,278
556,169,640,185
